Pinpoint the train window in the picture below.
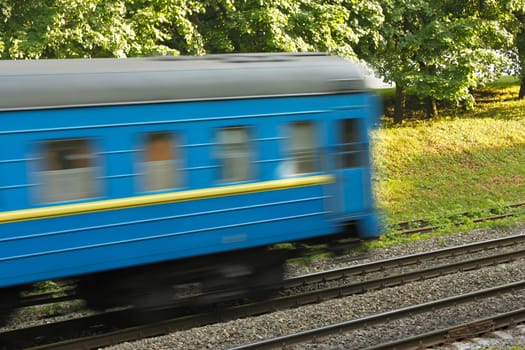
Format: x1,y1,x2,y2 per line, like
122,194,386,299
339,119,366,168
217,126,251,182
39,138,98,203
142,132,178,191
288,121,318,174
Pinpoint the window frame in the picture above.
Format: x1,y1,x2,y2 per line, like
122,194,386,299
216,125,253,184
140,131,181,193
338,118,367,169
283,120,319,176
36,137,99,204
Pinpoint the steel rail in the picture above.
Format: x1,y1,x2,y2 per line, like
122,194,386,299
393,202,525,235
1,308,140,349
397,213,516,235
19,289,77,308
363,308,525,350
229,281,525,350
15,241,525,350
283,233,525,288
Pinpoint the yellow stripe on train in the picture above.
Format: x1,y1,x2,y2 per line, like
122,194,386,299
0,174,334,224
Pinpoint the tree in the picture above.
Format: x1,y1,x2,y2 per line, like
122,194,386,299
1,1,132,58
517,12,525,98
197,0,377,57
125,0,205,56
0,0,203,59
465,0,525,100
361,0,515,121
509,1,525,98
1,1,56,59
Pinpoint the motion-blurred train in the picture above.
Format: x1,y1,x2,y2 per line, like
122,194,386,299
0,53,381,322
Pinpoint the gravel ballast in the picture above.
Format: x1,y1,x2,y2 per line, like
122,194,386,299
103,223,525,350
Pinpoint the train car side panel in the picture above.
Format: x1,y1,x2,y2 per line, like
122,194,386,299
1,183,332,287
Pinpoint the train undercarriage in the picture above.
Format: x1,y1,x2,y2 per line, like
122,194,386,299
0,221,366,326
76,247,288,311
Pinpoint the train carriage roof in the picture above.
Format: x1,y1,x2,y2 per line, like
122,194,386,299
0,53,368,111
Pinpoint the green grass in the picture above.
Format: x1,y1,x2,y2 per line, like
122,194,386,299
371,80,525,243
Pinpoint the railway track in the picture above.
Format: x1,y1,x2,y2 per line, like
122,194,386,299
283,232,525,290
3,233,525,349
391,201,525,235
364,308,525,350
231,281,525,349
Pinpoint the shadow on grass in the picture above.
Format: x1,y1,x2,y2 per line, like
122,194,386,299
378,83,523,127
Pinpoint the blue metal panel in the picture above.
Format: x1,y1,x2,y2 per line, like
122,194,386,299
0,91,381,289
0,185,333,287
255,137,283,182
103,148,135,198
1,95,345,135
0,133,32,210
185,128,215,189
309,94,380,239
339,169,366,214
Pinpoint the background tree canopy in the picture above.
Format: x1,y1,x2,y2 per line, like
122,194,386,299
1,0,524,119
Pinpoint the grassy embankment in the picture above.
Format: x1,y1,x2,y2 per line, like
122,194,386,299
371,77,525,246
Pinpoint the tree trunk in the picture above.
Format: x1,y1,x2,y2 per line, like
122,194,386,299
516,12,525,100
425,96,438,118
394,84,406,123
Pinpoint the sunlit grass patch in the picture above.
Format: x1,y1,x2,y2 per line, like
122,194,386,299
372,83,525,234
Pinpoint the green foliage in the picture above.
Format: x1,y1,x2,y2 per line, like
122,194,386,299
0,0,385,59
0,0,204,58
197,0,374,56
126,0,205,56
33,280,61,293
504,347,525,350
45,0,134,58
364,0,516,112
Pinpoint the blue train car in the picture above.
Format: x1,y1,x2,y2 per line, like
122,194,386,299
0,53,380,317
